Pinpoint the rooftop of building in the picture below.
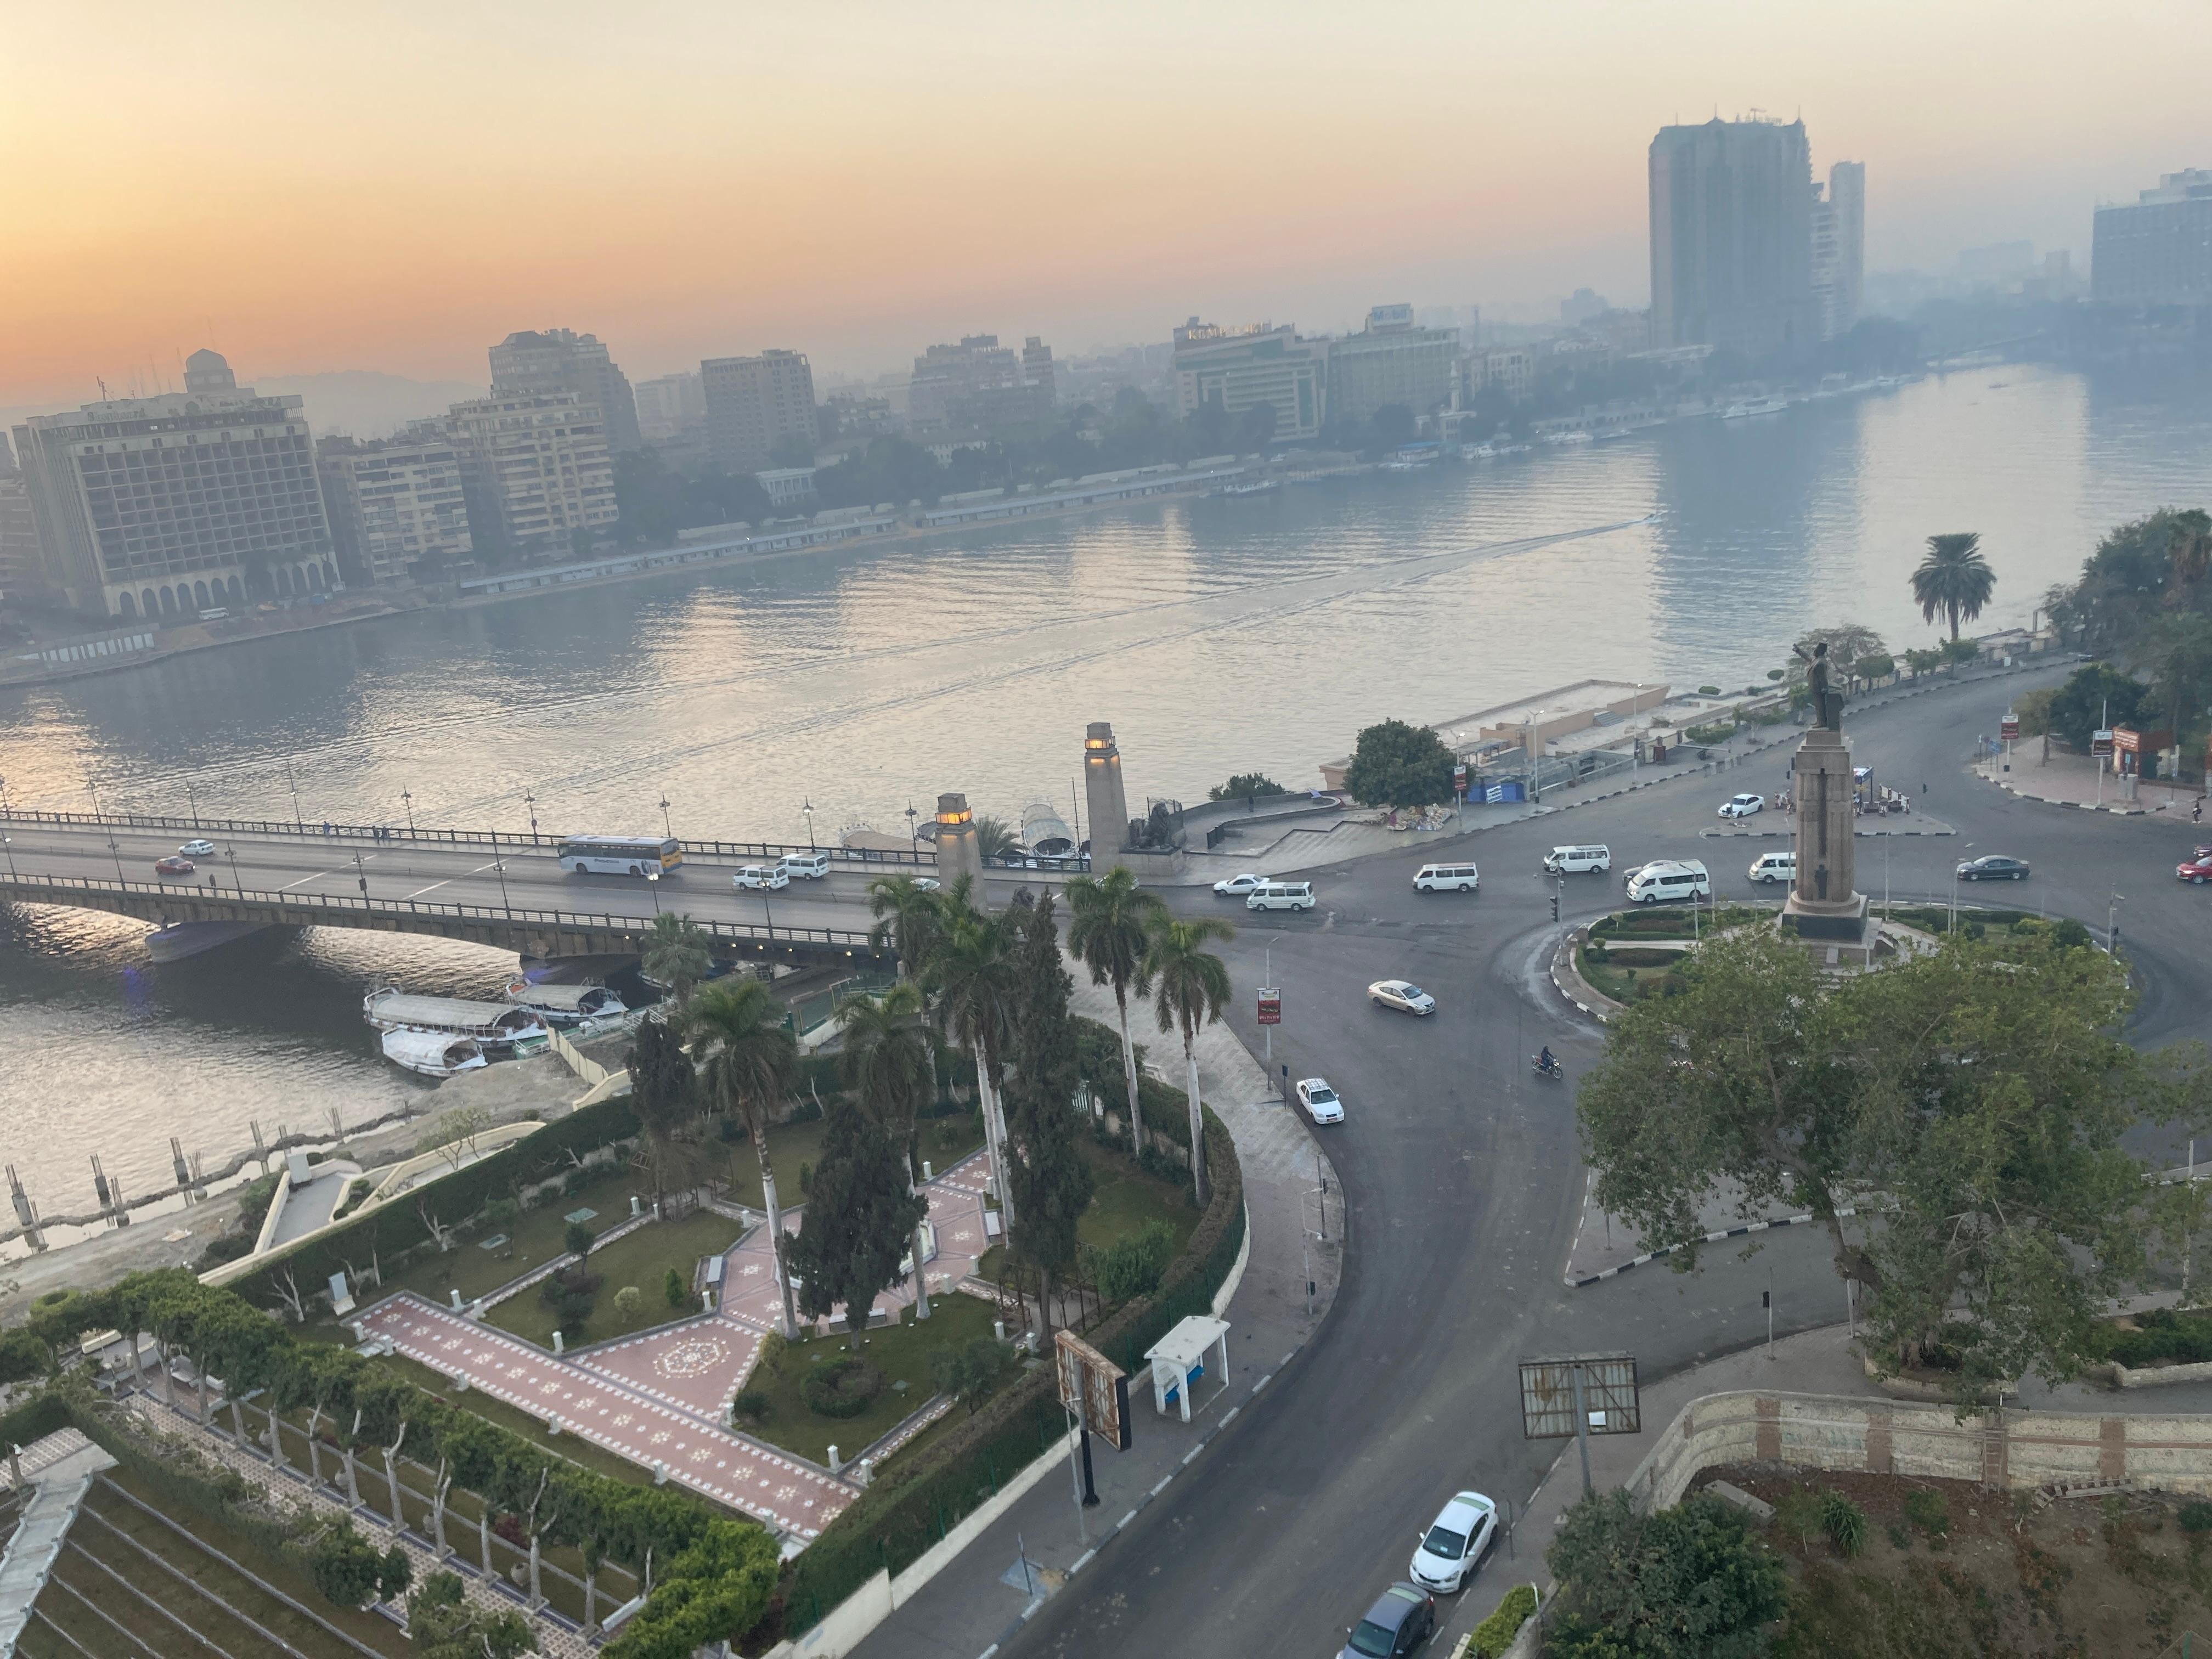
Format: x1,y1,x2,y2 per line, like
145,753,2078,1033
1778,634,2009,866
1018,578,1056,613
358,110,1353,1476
20,388,303,431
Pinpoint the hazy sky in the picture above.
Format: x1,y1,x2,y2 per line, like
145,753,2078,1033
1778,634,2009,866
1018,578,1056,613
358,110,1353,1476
4,1,2203,411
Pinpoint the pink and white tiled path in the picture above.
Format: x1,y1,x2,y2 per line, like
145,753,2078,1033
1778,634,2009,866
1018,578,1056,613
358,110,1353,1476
359,1149,1000,1538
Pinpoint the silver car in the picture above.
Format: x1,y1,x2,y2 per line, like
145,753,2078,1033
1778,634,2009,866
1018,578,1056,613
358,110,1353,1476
1369,979,1437,1016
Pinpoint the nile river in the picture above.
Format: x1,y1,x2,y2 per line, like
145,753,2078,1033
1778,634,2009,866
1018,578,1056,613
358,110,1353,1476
4,360,2211,1243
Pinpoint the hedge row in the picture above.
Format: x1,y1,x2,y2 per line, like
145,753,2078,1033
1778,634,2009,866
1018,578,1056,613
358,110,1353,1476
782,1107,1246,1630
222,1091,641,1309
2091,1307,2212,1368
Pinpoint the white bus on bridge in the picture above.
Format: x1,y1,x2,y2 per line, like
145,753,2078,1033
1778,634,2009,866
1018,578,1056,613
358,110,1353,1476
556,834,684,877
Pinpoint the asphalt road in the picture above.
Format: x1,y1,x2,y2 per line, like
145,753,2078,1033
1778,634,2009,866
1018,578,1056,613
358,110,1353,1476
1017,661,2212,1659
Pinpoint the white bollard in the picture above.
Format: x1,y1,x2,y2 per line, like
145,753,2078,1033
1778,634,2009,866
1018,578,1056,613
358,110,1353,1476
548,1415,561,1437
827,1445,842,1475
922,1161,933,1181
630,1195,642,1218
449,1288,462,1311
993,1320,1006,1343
552,1330,564,1356
653,1459,667,1485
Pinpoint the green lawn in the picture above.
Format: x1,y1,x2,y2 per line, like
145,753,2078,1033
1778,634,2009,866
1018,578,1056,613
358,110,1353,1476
483,1209,743,1346
719,1110,987,1211
367,1161,654,1312
741,1293,1006,1465
977,1138,1194,1284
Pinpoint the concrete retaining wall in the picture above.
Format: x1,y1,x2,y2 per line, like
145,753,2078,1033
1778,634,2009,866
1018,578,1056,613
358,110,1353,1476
1624,1389,2212,1513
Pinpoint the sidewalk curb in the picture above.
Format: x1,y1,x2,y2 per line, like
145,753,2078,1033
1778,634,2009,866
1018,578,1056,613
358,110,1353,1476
1978,773,2149,815
1566,1206,1866,1288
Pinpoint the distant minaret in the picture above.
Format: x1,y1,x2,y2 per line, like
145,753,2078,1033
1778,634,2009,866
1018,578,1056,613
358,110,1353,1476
934,793,985,898
1084,722,1131,872
183,349,236,394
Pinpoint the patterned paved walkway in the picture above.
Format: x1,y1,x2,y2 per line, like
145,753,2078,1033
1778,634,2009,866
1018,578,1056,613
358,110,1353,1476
360,1150,999,1539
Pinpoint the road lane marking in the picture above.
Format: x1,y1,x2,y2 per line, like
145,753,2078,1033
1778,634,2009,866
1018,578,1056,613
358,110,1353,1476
402,861,505,899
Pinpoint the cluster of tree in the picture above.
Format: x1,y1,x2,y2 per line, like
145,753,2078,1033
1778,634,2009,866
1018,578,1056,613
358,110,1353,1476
610,448,774,547
1207,772,1289,804
1545,1488,1788,1659
1342,718,1457,810
407,1572,533,1659
1578,925,2207,1409
2044,509,2212,769
13,1266,778,1644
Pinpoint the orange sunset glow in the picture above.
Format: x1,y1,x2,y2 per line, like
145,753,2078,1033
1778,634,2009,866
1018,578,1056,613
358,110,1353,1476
2,0,2204,410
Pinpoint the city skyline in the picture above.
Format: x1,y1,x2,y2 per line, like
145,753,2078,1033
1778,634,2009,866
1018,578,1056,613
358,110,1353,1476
4,0,2204,414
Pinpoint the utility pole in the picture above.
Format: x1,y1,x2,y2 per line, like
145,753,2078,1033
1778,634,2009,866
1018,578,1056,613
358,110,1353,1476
286,760,303,829
400,788,415,833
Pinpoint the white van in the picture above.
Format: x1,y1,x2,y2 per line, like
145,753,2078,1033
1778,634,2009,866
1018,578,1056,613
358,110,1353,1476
1748,850,1796,884
1247,881,1316,912
1624,860,1711,905
1543,845,1612,874
778,850,832,880
1414,861,1480,893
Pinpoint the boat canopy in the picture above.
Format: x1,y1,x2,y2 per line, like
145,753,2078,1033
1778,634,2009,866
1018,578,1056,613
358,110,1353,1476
364,989,544,1035
504,981,624,1016
380,1029,488,1075
1021,802,1075,857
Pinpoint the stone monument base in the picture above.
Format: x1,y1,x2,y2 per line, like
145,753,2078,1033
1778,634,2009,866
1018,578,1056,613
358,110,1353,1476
1781,892,1877,966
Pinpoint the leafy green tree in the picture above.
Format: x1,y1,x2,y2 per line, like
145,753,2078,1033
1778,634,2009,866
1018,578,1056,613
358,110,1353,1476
1910,531,1996,640
1144,914,1233,1207
1901,646,1943,679
1067,865,1165,1156
686,977,801,1336
302,1519,411,1609
627,1014,698,1207
642,912,713,1007
788,1086,927,1351
929,1336,1018,1415
601,1519,780,1659
924,900,1022,1224
1000,893,1095,1331
663,1266,686,1308
0,1327,49,1385
2048,662,2152,751
1342,718,1455,809
407,1572,534,1659
1207,772,1288,803
1854,652,1894,684
2134,611,2212,749
564,1220,595,1259
839,980,938,1318
1577,926,2187,1407
1545,1490,1786,1659
1792,624,1886,676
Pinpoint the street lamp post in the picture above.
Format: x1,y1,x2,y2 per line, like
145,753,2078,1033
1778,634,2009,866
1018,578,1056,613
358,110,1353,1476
905,800,919,849
524,793,539,840
803,798,816,850
352,853,368,900
763,891,776,936
106,832,126,887
659,793,673,840
646,868,662,914
185,780,200,827
2,833,15,880
400,789,415,833
2109,890,2125,956
285,761,303,830
489,829,512,915
225,845,241,894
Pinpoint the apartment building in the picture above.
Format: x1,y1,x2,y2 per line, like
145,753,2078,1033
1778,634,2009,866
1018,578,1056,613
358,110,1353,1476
316,425,474,583
489,329,641,453
634,371,706,443
702,349,818,473
2094,169,2212,307
444,392,617,557
1327,304,1459,426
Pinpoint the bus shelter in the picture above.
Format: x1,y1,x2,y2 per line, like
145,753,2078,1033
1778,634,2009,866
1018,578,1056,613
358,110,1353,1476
1144,1315,1231,1422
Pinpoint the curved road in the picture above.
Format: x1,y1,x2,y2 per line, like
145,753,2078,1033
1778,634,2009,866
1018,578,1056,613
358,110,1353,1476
1018,661,2212,1659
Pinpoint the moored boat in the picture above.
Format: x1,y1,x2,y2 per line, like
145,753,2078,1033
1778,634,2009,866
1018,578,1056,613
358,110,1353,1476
362,988,549,1052
503,979,627,1025
380,1029,489,1078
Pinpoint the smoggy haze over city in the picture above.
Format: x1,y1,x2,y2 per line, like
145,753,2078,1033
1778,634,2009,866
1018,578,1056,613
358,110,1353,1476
2,0,2203,411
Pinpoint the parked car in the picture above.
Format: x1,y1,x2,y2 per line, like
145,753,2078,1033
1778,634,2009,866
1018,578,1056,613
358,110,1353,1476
1747,850,1796,884
1956,854,2029,882
733,864,789,890
1341,1583,1437,1658
1407,1491,1498,1594
153,855,196,877
2180,852,2212,885
1413,861,1479,893
1718,792,1765,820
1296,1077,1344,1124
179,838,216,857
1543,844,1611,874
778,850,831,879
1247,881,1316,912
1369,979,1437,1015
1213,872,1268,897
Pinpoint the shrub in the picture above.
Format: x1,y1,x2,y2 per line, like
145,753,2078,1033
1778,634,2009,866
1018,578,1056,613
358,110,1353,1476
663,1266,686,1307
2089,1306,2212,1368
929,1337,1017,1415
732,1389,771,1424
612,1286,641,1319
1775,1488,1825,1545
1821,1491,1867,1556
563,1220,595,1259
1470,1584,1538,1657
801,1357,884,1419
482,1197,520,1229
1547,1491,1786,1659
1904,1487,1950,1538
1082,1220,1178,1303
1208,772,1288,802
798,1160,813,1195
1697,685,1723,697
757,1330,787,1377
1684,720,1737,744
2180,1500,2212,1534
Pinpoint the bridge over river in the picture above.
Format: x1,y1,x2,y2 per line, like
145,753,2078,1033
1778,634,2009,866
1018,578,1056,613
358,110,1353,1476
0,809,918,968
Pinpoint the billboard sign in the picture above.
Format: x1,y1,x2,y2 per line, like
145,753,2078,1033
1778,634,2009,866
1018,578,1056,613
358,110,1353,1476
1999,713,2019,741
2112,726,2143,755
1257,990,1281,1026
1519,1353,1641,1440
1056,1328,1132,1451
2092,729,2115,757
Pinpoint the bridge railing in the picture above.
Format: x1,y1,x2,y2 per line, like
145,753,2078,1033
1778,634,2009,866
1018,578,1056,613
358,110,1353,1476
0,807,935,868
0,867,888,952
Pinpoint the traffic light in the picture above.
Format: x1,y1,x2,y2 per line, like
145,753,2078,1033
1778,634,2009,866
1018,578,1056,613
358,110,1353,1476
1550,891,1560,922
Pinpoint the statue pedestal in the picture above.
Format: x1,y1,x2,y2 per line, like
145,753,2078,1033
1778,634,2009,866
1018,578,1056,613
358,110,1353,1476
1782,726,1874,960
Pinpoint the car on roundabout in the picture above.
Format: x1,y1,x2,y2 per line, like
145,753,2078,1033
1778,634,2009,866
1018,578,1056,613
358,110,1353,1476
1369,979,1437,1015
1212,872,1267,897
1341,1582,1437,1658
1407,1490,1498,1594
1956,854,2029,882
732,864,789,890
179,838,216,857
153,855,196,877
1295,1077,1344,1124
2178,849,2212,885
1717,792,1765,820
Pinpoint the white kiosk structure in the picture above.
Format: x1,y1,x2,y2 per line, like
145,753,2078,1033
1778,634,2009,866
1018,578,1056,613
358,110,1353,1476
1144,1314,1231,1422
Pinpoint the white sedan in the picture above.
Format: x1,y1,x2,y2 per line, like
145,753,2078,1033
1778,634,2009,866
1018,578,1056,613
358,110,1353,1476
1295,1077,1344,1124
179,838,217,857
1718,792,1765,820
1369,979,1437,1016
732,864,789,890
1212,872,1267,897
1408,1490,1498,1594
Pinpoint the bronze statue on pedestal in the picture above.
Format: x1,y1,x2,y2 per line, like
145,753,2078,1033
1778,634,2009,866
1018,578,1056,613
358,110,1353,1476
1797,641,1846,731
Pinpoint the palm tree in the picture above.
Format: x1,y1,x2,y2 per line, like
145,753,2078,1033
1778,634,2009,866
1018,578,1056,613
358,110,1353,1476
923,904,1019,1224
840,980,938,1319
1066,867,1164,1155
1143,915,1233,1208
641,911,713,1007
867,873,947,980
685,977,800,1336
1910,533,1996,641
2167,510,2212,611
972,815,1019,863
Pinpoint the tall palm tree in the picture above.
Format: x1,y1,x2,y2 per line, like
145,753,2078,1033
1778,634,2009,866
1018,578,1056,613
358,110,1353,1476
840,980,938,1319
685,976,800,1336
972,815,1019,863
641,911,713,1007
1910,533,1996,641
1143,914,1234,1208
923,904,1019,1224
2167,509,2212,612
867,873,947,980
1066,866,1164,1154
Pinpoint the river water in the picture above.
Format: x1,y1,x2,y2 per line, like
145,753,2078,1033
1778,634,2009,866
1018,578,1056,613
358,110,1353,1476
4,360,2210,1246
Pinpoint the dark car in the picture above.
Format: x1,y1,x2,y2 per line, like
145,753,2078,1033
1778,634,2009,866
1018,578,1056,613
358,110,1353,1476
1956,854,2029,882
1342,1582,1436,1658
